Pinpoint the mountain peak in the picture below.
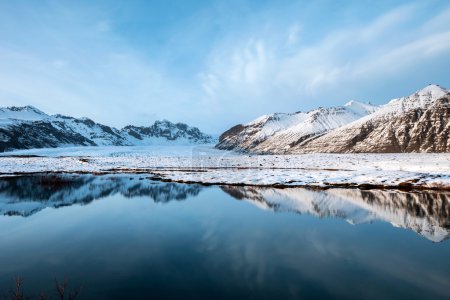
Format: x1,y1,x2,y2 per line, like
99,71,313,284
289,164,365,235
0,105,48,122
344,100,377,108
344,100,353,106
344,100,379,116
5,105,46,114
386,84,450,108
414,84,449,99
418,83,447,92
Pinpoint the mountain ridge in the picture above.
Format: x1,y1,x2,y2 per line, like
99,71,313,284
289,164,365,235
0,106,214,152
294,84,450,153
217,99,379,153
216,84,450,153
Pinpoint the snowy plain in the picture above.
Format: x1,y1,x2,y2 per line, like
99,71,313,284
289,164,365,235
0,145,450,190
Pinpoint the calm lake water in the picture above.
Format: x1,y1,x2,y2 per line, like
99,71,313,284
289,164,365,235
0,174,449,299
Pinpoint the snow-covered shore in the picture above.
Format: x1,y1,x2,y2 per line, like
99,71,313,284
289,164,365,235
0,145,449,190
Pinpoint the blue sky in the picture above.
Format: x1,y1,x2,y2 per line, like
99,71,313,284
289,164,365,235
0,0,450,133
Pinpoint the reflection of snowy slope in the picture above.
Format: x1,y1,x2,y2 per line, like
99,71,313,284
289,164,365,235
222,186,450,242
0,175,203,217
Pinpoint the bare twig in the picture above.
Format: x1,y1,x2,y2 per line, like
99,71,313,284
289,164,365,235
68,285,82,300
2,277,82,300
55,278,68,300
10,277,24,300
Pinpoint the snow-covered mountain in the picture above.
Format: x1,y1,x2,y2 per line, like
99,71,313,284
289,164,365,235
222,186,450,242
216,100,379,153
0,106,214,152
294,84,450,153
216,84,450,153
122,120,213,145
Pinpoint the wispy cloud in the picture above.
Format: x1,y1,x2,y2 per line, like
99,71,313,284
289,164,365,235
0,1,449,133
286,24,301,46
199,2,450,128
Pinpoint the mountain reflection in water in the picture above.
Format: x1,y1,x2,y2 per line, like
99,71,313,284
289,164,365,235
0,174,203,216
222,186,450,242
0,174,449,242
0,174,449,300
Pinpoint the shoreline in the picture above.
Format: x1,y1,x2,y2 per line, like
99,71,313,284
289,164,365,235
1,169,450,192
0,146,449,191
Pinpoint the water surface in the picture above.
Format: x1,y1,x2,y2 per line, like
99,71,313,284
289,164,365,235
0,174,449,299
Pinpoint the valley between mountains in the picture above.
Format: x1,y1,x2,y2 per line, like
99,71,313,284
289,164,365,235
1,84,450,190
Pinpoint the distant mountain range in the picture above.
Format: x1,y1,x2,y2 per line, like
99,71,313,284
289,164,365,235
217,84,450,153
2,84,449,154
0,106,214,152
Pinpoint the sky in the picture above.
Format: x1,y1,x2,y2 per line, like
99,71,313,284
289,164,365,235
0,0,450,134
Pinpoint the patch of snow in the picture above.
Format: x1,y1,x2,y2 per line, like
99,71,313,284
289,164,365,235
0,105,49,125
0,146,450,190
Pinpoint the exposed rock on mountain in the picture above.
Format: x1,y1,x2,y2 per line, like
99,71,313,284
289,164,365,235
216,100,378,153
216,84,450,153
293,85,450,153
0,106,213,152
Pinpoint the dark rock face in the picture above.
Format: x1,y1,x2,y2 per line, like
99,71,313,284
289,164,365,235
0,121,95,152
219,124,244,142
404,99,450,152
217,124,245,150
